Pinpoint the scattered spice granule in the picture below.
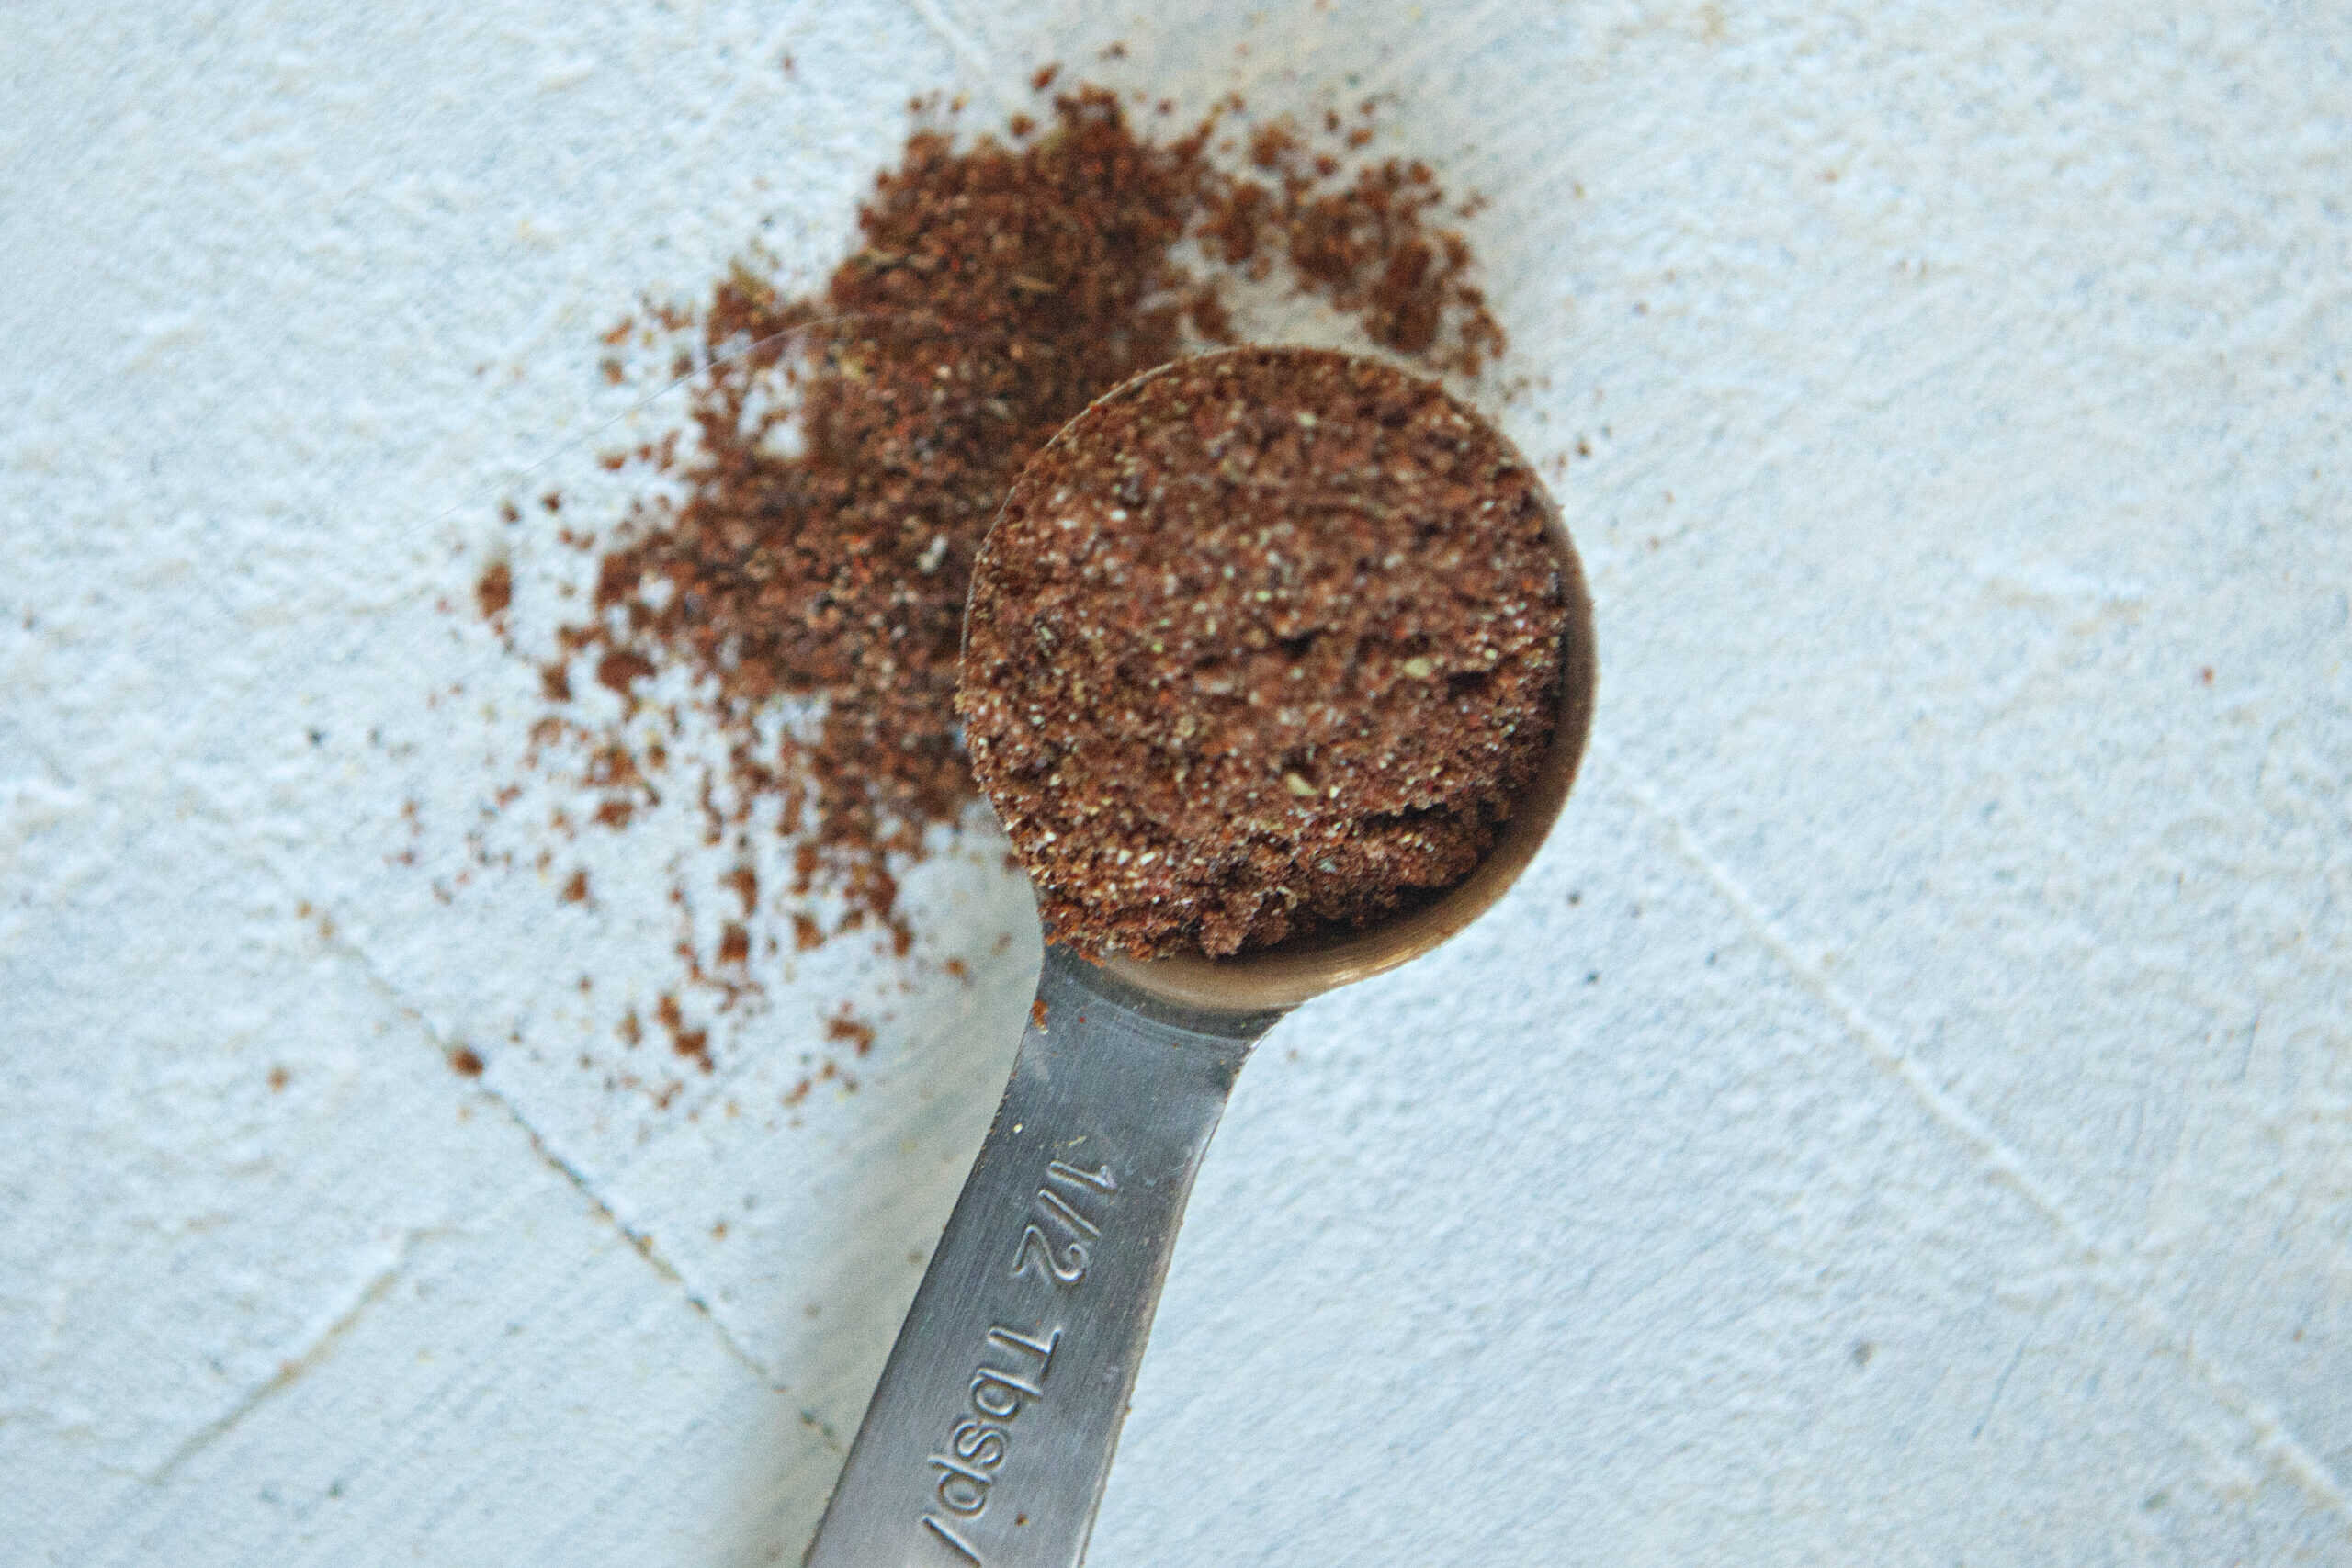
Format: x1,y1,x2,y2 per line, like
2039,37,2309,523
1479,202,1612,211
475,559,512,620
560,869,591,903
449,1046,486,1077
959,347,1569,959
824,1012,877,1055
474,75,1509,1070
650,992,714,1071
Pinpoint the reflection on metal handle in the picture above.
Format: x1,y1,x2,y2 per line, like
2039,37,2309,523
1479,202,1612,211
804,947,1285,1568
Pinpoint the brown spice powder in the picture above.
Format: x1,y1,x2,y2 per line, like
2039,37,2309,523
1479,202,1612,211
960,347,1566,958
481,80,1510,1053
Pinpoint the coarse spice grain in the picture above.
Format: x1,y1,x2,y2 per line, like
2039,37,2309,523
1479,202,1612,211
958,346,1568,959
478,79,1510,1058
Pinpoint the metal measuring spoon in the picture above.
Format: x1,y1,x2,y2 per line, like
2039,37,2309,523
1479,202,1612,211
804,367,1597,1568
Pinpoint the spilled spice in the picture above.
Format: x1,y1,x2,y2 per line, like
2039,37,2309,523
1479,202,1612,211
474,559,513,622
474,75,1509,1077
824,1012,878,1055
960,347,1568,958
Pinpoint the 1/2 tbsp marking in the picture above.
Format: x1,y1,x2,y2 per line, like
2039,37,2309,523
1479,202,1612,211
1012,1159,1117,1287
916,1160,1119,1562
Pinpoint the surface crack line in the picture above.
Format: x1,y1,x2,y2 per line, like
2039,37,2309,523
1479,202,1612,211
1591,738,2352,1524
142,1229,441,1487
205,823,791,1396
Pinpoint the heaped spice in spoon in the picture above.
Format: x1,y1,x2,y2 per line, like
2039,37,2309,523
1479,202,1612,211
959,346,1568,959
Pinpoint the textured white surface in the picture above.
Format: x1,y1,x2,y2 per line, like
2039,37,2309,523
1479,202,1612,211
5,1,2348,1562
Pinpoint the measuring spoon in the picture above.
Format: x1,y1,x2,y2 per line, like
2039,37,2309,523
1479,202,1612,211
804,381,1596,1568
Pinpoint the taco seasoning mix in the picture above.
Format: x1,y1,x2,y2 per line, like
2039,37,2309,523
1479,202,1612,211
466,78,1519,1080
959,346,1570,960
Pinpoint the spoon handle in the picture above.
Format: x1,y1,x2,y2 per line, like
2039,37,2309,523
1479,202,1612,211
804,947,1284,1568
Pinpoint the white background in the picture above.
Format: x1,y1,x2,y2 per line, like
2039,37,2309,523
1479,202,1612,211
5,1,2348,1562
